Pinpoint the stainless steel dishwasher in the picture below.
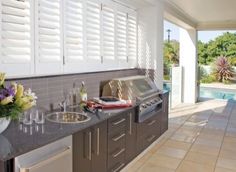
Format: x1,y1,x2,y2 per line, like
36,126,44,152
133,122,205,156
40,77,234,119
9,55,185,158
15,136,72,172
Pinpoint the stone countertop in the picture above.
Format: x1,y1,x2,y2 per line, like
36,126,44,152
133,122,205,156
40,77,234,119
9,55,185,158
0,106,135,161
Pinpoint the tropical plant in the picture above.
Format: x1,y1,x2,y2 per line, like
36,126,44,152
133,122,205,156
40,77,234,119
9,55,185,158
198,32,236,66
0,72,37,119
229,56,236,66
212,56,234,83
164,40,179,65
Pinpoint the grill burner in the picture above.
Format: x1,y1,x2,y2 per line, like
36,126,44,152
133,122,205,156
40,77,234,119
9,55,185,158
100,75,163,123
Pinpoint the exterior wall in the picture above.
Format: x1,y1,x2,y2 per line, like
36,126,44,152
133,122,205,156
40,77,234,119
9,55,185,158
137,1,164,89
6,69,140,110
179,28,198,103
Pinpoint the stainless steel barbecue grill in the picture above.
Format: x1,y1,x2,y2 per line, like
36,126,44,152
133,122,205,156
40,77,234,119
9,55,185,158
100,75,163,122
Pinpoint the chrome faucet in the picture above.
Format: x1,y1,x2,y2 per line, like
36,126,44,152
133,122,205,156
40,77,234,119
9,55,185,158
59,99,67,112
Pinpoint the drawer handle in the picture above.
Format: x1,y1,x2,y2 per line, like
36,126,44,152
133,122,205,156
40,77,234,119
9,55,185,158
112,163,125,172
112,133,126,142
112,148,125,158
88,132,92,160
96,128,100,155
147,135,156,142
147,120,156,126
112,118,126,126
129,112,132,135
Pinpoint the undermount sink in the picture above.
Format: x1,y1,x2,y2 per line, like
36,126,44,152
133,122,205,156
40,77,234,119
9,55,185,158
46,112,91,124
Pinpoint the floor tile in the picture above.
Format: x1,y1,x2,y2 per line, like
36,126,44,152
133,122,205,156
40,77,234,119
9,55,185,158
137,161,175,172
122,152,153,172
155,146,187,159
123,100,236,172
194,138,222,148
219,149,236,160
217,158,236,170
184,151,217,166
223,136,236,143
201,128,225,135
170,133,196,143
215,167,236,172
222,140,236,151
197,133,224,141
190,144,220,156
148,154,182,170
163,140,191,151
176,161,215,172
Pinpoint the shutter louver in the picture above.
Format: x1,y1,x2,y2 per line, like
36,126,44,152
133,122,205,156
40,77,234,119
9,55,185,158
65,0,83,62
1,0,31,63
86,1,101,60
37,0,61,62
102,5,115,60
128,15,137,60
116,11,127,61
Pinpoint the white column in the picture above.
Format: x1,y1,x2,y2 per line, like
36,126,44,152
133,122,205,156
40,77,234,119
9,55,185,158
179,28,197,103
155,1,164,89
138,1,164,89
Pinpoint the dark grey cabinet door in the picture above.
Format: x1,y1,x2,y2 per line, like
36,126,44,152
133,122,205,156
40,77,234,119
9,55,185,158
125,109,137,162
161,92,169,134
73,128,92,172
91,121,107,172
73,121,107,172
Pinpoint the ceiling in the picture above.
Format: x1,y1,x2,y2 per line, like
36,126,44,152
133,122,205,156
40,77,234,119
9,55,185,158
164,0,236,30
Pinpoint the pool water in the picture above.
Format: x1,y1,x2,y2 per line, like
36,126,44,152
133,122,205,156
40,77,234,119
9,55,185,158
200,87,236,101
163,83,236,101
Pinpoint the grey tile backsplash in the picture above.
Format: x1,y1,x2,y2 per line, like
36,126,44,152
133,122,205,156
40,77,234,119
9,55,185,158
6,69,140,110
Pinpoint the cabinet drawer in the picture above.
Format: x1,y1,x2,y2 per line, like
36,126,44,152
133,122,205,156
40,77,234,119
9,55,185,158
108,114,127,134
108,161,126,172
108,147,126,170
108,129,126,153
138,132,158,151
137,113,161,138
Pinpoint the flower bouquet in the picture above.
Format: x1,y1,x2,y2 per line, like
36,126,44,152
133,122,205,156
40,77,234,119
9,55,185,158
0,73,37,119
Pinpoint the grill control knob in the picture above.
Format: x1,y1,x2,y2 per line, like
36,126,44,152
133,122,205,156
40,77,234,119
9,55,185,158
151,100,155,104
141,104,147,108
146,102,151,106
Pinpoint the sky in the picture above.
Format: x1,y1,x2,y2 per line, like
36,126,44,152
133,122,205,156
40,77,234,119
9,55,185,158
164,20,236,43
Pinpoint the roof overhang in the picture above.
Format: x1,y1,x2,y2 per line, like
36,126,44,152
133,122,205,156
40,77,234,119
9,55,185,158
163,0,236,30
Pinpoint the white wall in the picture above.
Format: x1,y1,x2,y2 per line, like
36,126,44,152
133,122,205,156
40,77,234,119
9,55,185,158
137,1,164,89
179,28,198,103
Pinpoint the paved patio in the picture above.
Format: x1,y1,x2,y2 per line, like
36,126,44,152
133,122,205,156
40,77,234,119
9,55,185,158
122,99,236,172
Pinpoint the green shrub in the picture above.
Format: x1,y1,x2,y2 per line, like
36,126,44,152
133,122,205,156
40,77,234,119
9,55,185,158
198,65,207,80
200,75,216,83
229,56,236,66
164,75,170,81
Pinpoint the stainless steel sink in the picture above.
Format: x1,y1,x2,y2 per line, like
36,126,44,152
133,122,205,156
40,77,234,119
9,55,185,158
46,112,91,124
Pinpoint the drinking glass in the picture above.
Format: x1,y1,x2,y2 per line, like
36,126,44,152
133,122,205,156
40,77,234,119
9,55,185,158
23,111,33,125
35,110,45,124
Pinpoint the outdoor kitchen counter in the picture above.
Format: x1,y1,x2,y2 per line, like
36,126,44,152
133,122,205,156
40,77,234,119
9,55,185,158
0,106,137,162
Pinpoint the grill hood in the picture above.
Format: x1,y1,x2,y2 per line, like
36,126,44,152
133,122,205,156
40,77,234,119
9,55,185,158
100,75,160,102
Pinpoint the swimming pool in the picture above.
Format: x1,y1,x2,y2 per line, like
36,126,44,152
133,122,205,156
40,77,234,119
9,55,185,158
199,87,236,101
163,83,236,101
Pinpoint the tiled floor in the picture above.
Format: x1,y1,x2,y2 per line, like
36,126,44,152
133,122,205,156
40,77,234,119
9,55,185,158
122,99,236,172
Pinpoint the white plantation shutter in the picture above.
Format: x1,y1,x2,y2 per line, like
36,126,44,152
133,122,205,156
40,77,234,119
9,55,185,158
37,0,61,62
116,11,127,61
102,5,115,60
86,1,101,60
64,0,83,62
1,0,31,63
128,14,137,61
